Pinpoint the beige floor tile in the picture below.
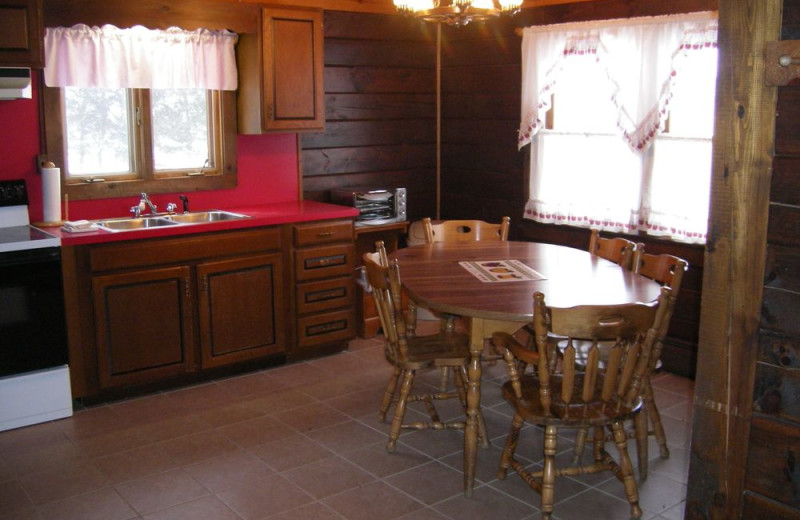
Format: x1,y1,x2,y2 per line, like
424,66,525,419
342,440,432,478
282,456,375,499
433,484,537,520
35,488,137,520
216,476,313,520
142,495,241,520
114,468,209,515
249,433,335,472
322,480,424,520
385,461,465,505
182,450,275,493
272,402,350,433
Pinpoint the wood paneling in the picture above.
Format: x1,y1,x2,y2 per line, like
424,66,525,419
300,11,437,219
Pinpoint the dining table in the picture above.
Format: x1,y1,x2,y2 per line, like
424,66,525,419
390,240,663,497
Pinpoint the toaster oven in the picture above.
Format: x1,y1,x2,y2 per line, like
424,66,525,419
330,187,407,226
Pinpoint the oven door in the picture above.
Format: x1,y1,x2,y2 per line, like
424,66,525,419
0,246,68,377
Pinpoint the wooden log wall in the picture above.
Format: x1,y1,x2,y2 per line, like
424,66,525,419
743,0,800,516
300,11,439,221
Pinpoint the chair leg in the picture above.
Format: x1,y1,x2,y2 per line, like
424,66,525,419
497,413,524,480
572,426,589,464
644,377,670,460
634,411,648,481
610,420,643,519
540,425,558,520
438,367,450,392
379,366,402,423
386,369,415,453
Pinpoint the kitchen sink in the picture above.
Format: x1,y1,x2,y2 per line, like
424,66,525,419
92,210,250,232
165,210,250,224
94,217,180,231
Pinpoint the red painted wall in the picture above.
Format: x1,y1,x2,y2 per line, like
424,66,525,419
0,71,299,222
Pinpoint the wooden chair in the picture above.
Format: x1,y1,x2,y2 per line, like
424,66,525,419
363,245,487,453
422,216,510,244
421,216,511,386
492,287,670,520
629,249,688,478
569,248,689,480
589,229,638,270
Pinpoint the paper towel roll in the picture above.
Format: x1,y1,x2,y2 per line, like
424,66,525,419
41,167,62,223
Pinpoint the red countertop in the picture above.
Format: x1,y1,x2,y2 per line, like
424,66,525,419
46,200,360,246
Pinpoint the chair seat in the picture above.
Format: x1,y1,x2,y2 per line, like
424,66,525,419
386,332,471,369
501,374,643,426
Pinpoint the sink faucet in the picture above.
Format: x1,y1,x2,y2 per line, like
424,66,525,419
139,192,157,215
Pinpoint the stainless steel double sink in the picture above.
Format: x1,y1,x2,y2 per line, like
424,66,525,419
93,210,250,232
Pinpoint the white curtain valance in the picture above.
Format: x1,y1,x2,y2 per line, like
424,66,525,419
44,24,239,90
518,11,718,152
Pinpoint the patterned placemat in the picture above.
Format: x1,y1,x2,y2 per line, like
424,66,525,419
459,259,546,283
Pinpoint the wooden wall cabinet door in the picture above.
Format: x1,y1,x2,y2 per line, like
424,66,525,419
0,0,43,67
238,8,324,133
197,253,285,368
92,266,195,389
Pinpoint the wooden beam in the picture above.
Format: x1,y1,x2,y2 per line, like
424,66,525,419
685,0,782,518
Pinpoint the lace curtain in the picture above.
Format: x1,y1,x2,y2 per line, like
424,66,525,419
44,24,239,90
519,12,718,244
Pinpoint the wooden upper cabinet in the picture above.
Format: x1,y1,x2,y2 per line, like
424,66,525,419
237,8,324,133
0,0,43,67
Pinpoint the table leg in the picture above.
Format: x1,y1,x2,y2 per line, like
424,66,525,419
463,317,485,497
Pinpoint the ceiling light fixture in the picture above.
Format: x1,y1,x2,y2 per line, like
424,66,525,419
394,0,521,26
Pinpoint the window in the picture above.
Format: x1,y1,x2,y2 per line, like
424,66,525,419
519,12,718,244
42,24,238,200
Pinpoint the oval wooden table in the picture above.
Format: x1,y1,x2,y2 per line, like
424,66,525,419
390,241,662,497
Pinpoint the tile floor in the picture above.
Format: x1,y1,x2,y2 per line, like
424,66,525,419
0,331,694,520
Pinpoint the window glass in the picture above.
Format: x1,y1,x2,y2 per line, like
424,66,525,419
64,87,132,176
151,88,210,171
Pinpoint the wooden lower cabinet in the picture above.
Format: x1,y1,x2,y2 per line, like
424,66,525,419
66,221,358,398
92,266,195,389
68,227,289,397
197,254,285,368
291,219,356,358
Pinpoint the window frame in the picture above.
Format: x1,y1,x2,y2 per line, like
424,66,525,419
42,85,237,201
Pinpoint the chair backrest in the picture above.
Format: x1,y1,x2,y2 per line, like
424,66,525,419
362,248,407,360
423,216,510,244
588,229,638,271
632,251,688,296
514,287,670,417
632,250,688,368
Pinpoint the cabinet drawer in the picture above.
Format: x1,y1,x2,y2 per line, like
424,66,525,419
294,219,353,247
295,243,355,281
297,308,356,347
91,227,283,272
297,276,355,315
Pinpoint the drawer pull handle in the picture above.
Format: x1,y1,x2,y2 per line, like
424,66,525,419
306,319,347,337
305,254,346,270
306,288,347,303
317,231,335,237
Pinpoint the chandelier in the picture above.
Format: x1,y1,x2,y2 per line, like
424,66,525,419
394,0,522,26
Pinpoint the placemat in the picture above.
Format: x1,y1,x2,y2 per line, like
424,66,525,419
459,259,546,283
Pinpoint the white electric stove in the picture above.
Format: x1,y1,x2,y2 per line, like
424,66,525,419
0,179,72,432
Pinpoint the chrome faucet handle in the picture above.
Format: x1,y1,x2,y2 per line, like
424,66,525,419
139,192,157,214
130,205,142,218
166,203,178,214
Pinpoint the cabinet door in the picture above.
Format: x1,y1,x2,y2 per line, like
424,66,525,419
0,0,43,67
92,266,194,389
262,7,324,131
197,254,285,368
